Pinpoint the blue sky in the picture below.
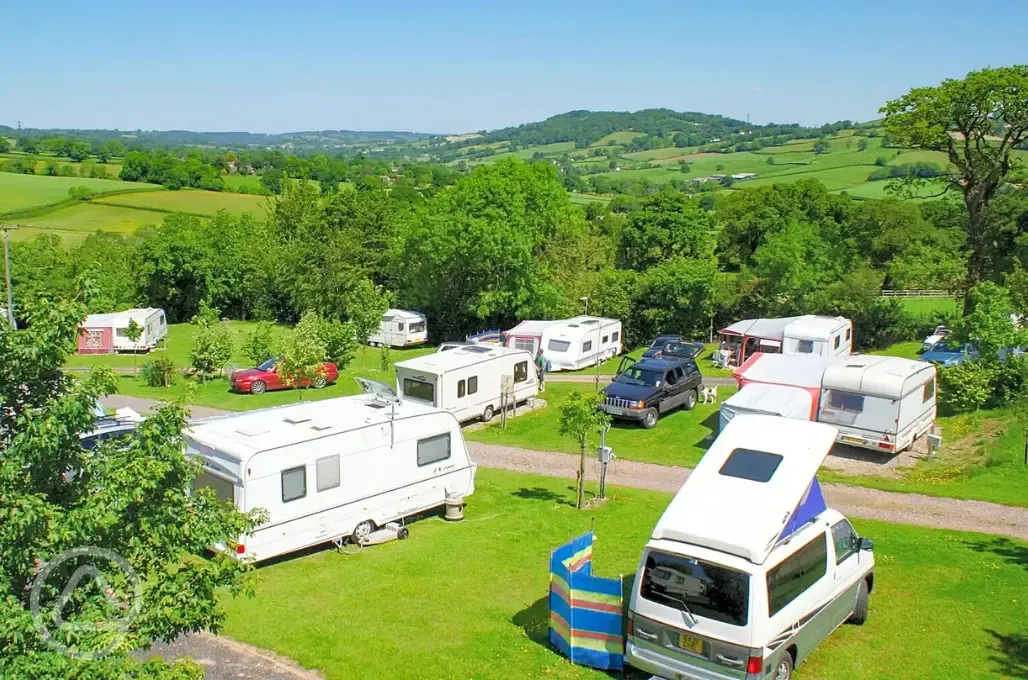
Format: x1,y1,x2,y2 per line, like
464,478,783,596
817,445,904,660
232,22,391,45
3,0,1026,134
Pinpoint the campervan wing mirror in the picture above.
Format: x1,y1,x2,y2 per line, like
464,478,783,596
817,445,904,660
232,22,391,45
858,537,874,552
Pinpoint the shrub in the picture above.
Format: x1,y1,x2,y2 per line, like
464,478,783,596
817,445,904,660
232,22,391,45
190,316,233,380
380,346,391,372
68,186,95,200
140,357,177,387
939,361,995,414
244,321,275,367
318,318,357,369
992,355,1028,406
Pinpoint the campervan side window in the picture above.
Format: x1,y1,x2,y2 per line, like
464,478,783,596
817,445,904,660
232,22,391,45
281,466,306,503
767,533,828,617
417,433,450,466
548,340,570,352
923,379,935,403
403,379,435,403
831,520,858,564
719,448,783,483
468,376,478,395
828,391,864,413
612,331,620,342
796,339,814,354
193,469,234,503
582,340,593,353
316,455,340,492
457,379,466,398
514,361,528,383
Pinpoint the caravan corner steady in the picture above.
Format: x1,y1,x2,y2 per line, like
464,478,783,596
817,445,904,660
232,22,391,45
186,383,476,562
626,415,874,680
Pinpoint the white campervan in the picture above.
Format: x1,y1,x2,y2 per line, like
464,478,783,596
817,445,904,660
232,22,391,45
368,309,428,348
394,345,538,423
186,387,476,562
539,316,623,371
627,415,875,680
817,355,937,454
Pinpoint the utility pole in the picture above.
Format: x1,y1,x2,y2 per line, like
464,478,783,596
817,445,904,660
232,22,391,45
3,225,15,327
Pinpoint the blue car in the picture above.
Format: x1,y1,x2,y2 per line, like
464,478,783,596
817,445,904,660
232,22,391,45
920,342,979,367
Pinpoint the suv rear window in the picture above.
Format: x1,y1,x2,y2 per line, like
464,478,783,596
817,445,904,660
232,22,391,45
719,448,783,482
640,551,749,626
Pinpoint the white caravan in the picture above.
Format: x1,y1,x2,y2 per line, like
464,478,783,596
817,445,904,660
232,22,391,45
368,309,428,348
719,315,852,369
82,308,168,352
394,345,538,423
718,383,816,433
186,387,476,562
817,355,936,454
627,415,875,680
505,316,622,371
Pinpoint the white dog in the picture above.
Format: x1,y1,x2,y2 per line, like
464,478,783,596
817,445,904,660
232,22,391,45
700,386,718,404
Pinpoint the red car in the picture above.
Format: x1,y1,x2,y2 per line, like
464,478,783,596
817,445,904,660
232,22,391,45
230,358,339,394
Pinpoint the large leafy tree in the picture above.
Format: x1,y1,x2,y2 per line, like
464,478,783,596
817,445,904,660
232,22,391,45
617,191,714,271
0,298,262,679
882,66,1028,308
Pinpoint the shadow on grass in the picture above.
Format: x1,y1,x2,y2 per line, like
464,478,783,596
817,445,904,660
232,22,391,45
512,487,576,507
697,411,720,450
512,595,550,646
985,629,1028,678
966,537,1028,572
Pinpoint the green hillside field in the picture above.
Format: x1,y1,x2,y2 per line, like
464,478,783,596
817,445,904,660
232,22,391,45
0,173,160,215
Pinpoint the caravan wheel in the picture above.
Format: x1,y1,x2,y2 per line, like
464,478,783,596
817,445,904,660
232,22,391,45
482,405,495,423
352,520,376,543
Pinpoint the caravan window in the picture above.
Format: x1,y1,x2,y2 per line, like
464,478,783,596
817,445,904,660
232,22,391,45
403,379,435,403
602,335,609,344
719,448,783,483
834,335,841,350
548,339,570,352
514,361,528,383
396,322,405,331
193,469,234,503
316,455,340,492
641,551,750,626
828,391,864,413
612,331,620,342
281,466,306,503
468,376,478,395
796,339,814,354
846,328,852,341
417,433,451,466
410,321,425,333
923,379,935,403
513,337,535,352
767,533,827,617
457,379,466,398
582,340,593,353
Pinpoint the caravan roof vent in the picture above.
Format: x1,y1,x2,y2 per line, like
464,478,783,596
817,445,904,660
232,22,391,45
309,422,332,432
354,376,400,407
462,345,492,354
236,425,270,437
581,319,599,325
283,417,311,425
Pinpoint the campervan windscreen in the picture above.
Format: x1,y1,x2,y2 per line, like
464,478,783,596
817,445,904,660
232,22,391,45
403,378,435,403
193,469,235,504
640,551,750,626
409,321,426,333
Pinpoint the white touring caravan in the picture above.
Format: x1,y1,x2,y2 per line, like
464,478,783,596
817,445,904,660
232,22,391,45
186,386,477,562
719,316,852,369
627,415,875,680
79,308,168,353
817,355,937,454
394,345,538,423
505,316,622,372
368,309,428,348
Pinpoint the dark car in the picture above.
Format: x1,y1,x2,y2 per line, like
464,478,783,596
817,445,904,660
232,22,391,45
230,358,339,394
641,335,705,360
599,356,703,428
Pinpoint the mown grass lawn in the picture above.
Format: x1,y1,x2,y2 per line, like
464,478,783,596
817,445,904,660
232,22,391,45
562,343,733,379
467,382,732,468
219,467,1028,680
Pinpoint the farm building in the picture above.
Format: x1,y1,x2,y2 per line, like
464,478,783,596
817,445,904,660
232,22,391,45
731,172,758,181
77,308,168,354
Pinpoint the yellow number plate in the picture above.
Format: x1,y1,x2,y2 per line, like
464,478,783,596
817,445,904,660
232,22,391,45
678,633,704,655
842,435,863,445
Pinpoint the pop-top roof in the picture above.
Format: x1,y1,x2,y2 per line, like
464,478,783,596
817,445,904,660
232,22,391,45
185,394,441,461
821,355,935,399
651,414,838,565
734,353,844,389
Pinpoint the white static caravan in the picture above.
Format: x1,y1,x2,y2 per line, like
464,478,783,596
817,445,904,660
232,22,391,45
368,309,428,348
78,308,167,354
186,391,477,562
394,345,538,423
506,316,622,371
817,355,937,454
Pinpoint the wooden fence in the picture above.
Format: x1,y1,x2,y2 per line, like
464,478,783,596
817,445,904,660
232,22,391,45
880,289,961,298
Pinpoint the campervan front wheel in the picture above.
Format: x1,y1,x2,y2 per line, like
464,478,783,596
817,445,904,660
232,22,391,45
774,654,793,680
482,405,495,423
352,520,376,543
849,580,870,625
